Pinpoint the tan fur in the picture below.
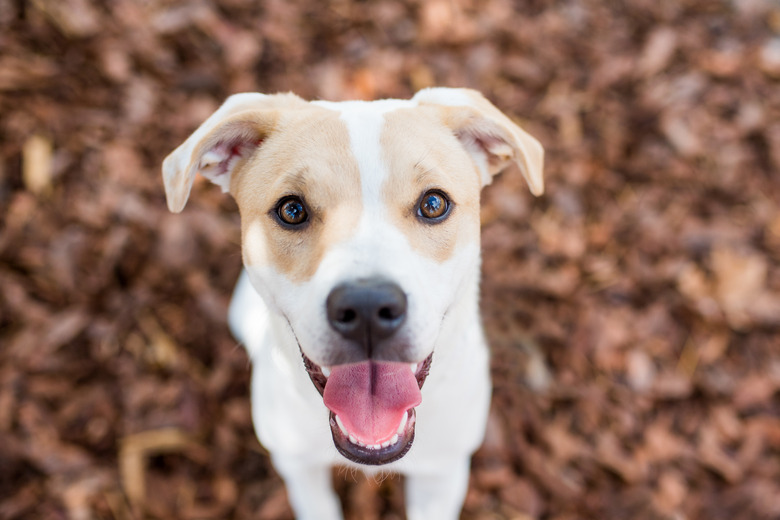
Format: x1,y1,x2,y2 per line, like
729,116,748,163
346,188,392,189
235,108,362,282
415,89,544,195
381,107,482,264
198,110,280,180
164,89,542,281
457,90,543,193
163,92,309,213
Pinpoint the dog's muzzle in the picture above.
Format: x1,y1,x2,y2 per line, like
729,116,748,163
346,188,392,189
299,278,433,465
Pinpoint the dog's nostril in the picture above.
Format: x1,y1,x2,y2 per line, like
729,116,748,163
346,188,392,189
378,306,398,321
338,309,357,324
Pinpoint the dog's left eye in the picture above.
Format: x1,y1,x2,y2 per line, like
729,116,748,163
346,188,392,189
276,196,309,226
418,191,450,221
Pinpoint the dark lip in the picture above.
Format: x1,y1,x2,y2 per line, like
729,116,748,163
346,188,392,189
302,354,328,395
301,352,433,466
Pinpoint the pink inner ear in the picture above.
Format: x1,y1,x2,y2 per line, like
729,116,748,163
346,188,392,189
457,128,510,168
206,137,264,177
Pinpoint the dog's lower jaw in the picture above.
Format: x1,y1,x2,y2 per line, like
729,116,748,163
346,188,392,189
330,409,415,465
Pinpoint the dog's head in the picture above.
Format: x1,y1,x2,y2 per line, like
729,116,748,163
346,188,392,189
163,88,543,465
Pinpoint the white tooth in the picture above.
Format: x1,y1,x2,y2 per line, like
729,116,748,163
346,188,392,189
371,444,381,450
397,413,408,434
410,363,417,373
381,440,391,448
390,434,399,445
322,366,331,377
335,415,348,435
349,434,358,445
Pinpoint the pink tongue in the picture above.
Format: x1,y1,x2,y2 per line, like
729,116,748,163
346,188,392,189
323,361,421,445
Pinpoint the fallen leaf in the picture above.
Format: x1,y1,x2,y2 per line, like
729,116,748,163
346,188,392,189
637,27,678,77
712,246,768,330
119,428,201,506
22,135,53,196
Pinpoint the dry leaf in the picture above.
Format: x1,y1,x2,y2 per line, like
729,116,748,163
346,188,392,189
119,428,199,506
22,135,53,196
30,0,101,38
759,38,780,78
637,27,677,77
626,349,656,392
712,246,768,329
660,112,702,157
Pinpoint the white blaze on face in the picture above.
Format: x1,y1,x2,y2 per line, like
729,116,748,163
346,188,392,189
313,100,412,204
299,100,482,363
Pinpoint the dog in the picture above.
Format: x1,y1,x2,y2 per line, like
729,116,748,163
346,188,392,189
162,88,544,520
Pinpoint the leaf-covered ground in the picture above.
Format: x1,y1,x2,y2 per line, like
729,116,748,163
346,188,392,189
1,1,779,519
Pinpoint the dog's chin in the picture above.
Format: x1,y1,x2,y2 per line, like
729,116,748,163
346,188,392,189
302,353,433,466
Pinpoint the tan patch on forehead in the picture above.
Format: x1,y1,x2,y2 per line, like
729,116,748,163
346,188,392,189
233,107,362,282
381,107,482,263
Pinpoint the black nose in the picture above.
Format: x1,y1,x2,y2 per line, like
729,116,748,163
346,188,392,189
326,278,407,356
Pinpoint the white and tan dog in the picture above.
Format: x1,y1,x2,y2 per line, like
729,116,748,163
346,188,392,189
162,88,543,520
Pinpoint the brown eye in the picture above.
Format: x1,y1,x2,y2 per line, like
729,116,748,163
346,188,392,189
276,196,308,226
418,191,450,221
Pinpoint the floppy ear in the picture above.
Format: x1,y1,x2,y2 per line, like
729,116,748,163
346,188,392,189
413,87,544,195
162,92,305,213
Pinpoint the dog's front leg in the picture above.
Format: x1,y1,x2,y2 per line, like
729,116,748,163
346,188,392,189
271,455,342,520
404,458,471,520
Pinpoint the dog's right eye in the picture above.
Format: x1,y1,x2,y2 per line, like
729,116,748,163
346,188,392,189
276,196,309,226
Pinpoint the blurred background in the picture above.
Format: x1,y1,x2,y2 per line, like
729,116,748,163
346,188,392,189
1,1,779,519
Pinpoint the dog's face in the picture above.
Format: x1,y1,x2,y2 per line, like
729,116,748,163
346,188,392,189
163,88,543,465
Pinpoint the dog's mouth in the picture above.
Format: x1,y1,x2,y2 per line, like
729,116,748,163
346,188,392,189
302,353,432,466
